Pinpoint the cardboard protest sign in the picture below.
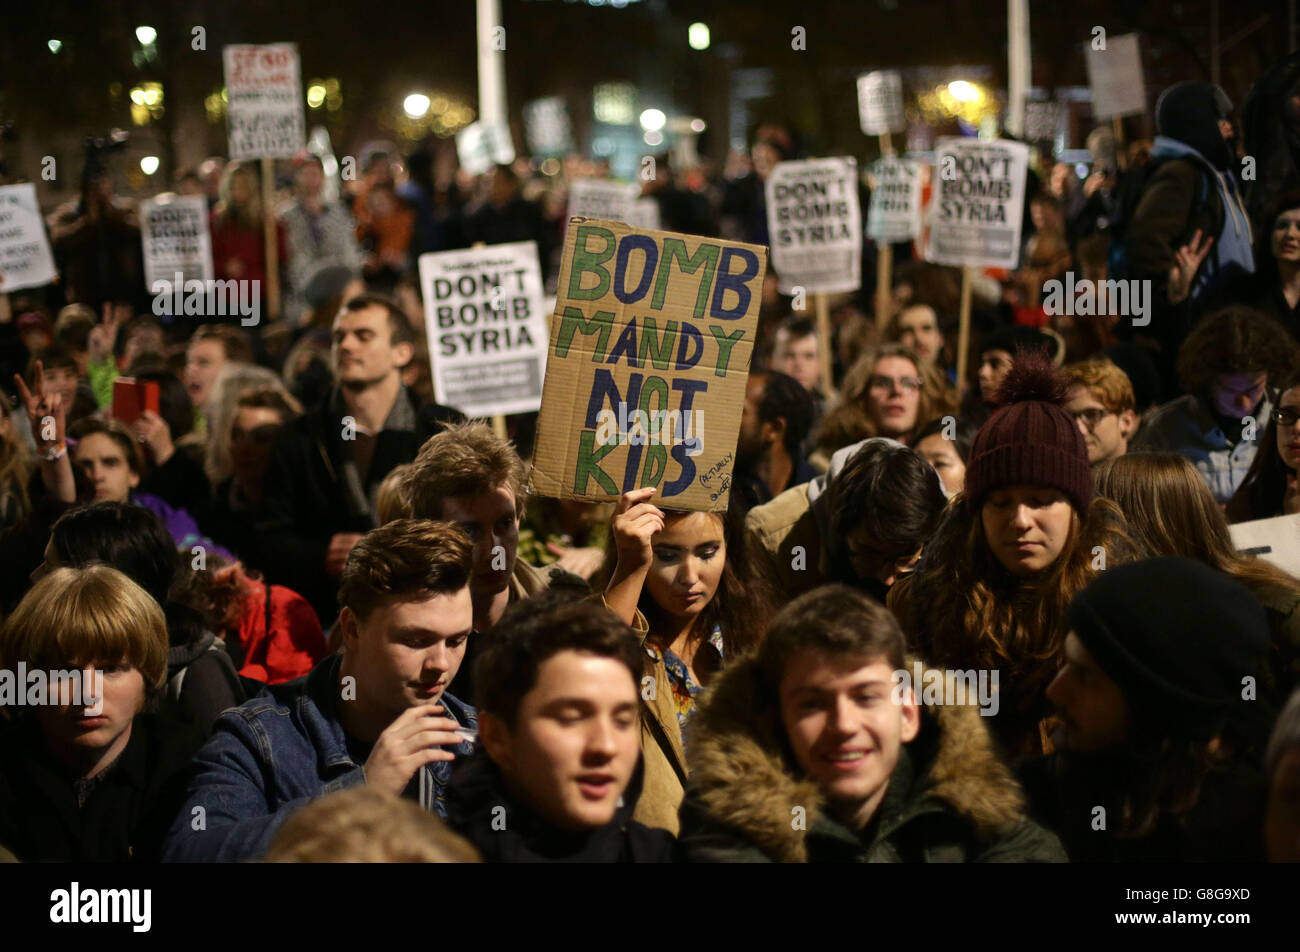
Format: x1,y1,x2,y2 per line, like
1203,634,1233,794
418,241,547,418
765,157,861,295
867,157,924,244
529,219,766,511
926,137,1029,270
0,184,57,291
456,120,515,176
523,97,574,157
223,44,306,160
567,179,640,224
141,195,214,292
857,71,906,136
1230,514,1300,578
1085,32,1147,120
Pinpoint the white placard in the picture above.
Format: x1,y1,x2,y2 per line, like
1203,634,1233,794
523,97,574,157
1085,33,1147,120
1230,514,1300,578
141,195,214,291
456,121,516,177
627,197,661,231
867,158,924,244
223,43,306,161
567,178,640,224
926,137,1029,270
1023,101,1063,142
0,183,57,291
765,157,862,295
857,71,906,136
418,241,547,418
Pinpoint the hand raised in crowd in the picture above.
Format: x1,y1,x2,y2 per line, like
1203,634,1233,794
14,360,65,453
545,541,606,580
610,486,664,573
325,532,365,578
362,702,465,796
132,410,174,466
1167,229,1214,305
88,301,125,364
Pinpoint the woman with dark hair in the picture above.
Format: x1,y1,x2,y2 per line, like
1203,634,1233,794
1133,305,1300,503
601,488,777,833
132,369,211,519
1236,192,1300,340
889,354,1143,758
1227,367,1300,523
911,415,977,496
1096,452,1300,697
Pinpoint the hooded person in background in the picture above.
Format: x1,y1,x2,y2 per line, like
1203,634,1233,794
1242,51,1300,246
1123,81,1254,391
1019,557,1276,862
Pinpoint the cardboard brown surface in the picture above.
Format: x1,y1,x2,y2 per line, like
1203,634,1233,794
528,218,767,511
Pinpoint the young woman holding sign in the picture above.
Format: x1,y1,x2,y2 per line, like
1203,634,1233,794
601,487,775,834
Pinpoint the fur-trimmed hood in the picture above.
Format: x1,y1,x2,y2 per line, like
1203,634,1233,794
683,654,1030,863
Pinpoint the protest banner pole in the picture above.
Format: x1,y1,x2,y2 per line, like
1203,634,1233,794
262,157,280,321
815,292,834,395
875,132,896,325
956,266,974,395
1112,116,1127,173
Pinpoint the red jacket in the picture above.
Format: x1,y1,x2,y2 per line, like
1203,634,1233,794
235,583,327,684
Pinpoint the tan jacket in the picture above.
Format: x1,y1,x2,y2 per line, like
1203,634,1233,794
601,598,689,835
744,482,827,599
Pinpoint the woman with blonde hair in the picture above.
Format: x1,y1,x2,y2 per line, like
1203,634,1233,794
0,565,201,861
210,160,287,295
1095,452,1300,696
813,342,956,463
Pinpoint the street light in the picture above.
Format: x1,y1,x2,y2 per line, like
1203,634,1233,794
404,93,431,118
135,26,156,46
47,39,62,54
639,108,666,132
947,80,979,103
139,156,160,175
688,23,710,50
307,84,327,108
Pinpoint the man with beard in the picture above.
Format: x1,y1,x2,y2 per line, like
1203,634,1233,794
1019,557,1276,861
256,294,463,624
734,370,818,510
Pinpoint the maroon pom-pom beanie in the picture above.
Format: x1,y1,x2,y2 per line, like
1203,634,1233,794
963,354,1093,513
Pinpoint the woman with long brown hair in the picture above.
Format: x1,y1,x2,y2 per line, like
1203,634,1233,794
210,161,286,295
1096,452,1300,696
889,353,1142,758
813,342,956,462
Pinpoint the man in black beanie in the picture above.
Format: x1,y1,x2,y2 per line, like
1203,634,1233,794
1019,557,1276,862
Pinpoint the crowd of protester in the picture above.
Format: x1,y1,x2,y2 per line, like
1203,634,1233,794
2,68,1300,865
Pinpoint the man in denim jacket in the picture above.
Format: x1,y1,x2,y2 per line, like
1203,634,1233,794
163,519,477,862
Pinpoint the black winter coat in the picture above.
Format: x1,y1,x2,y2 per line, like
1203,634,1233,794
445,749,675,863
255,387,462,623
0,712,202,863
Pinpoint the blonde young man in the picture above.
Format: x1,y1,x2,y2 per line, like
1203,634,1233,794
1062,360,1138,467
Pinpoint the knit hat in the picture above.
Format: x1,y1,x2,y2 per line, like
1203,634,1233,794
963,351,1092,513
1066,557,1272,741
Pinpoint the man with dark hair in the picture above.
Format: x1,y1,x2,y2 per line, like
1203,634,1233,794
461,164,553,273
1020,557,1275,861
678,585,1064,862
257,293,463,624
164,519,478,862
746,438,947,600
444,594,674,862
280,152,361,324
1133,305,1299,502
735,370,818,509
